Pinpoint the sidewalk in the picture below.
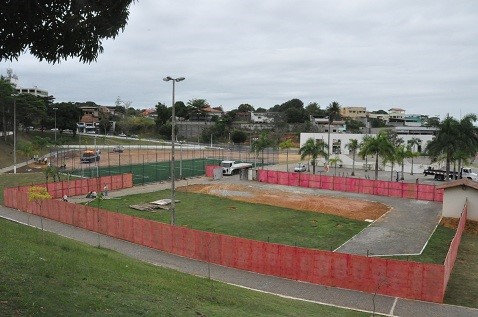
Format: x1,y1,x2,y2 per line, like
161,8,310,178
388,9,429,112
1,183,478,316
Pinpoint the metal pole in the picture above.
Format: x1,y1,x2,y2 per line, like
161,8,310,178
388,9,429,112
164,76,184,225
13,97,16,174
54,107,58,142
171,80,176,225
180,141,183,179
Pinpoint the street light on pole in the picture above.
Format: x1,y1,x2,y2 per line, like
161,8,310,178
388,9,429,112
13,94,17,174
53,107,58,142
163,76,185,225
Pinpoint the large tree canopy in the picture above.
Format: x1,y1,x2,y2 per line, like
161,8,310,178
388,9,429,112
0,0,136,63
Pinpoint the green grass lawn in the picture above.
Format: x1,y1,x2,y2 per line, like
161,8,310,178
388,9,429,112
0,218,368,317
444,232,478,308
92,189,369,250
0,172,47,205
387,226,456,264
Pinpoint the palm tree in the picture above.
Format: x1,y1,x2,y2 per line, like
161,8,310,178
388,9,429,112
407,137,421,175
299,138,327,174
426,116,460,180
251,131,272,168
455,114,478,173
279,139,294,172
345,139,359,176
187,99,209,121
45,165,61,183
328,156,343,176
325,101,341,159
394,145,410,181
359,131,395,180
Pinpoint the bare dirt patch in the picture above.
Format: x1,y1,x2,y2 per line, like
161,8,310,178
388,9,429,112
440,217,478,235
179,183,390,221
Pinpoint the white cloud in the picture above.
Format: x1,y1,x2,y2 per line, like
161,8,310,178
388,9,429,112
2,0,477,119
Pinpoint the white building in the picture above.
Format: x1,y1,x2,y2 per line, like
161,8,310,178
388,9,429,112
300,132,434,158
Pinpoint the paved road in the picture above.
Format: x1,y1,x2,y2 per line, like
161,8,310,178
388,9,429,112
1,203,477,317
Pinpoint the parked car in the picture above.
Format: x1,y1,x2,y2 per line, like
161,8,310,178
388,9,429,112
112,145,124,153
119,133,127,137
294,163,306,172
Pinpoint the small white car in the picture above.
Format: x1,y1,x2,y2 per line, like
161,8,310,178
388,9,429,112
294,163,306,172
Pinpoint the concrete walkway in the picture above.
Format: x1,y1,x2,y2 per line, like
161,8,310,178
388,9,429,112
336,198,442,256
1,205,477,317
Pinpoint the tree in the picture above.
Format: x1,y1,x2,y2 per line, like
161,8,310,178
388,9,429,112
0,78,14,141
187,99,209,121
345,119,365,133
326,101,341,158
45,165,61,182
345,139,359,176
407,137,421,175
46,103,82,136
394,145,410,181
329,156,343,176
455,114,478,170
279,99,307,123
305,102,324,117
155,102,171,127
28,185,51,234
299,138,327,174
426,116,460,180
231,130,248,144
14,93,46,131
251,132,272,168
359,131,395,180
1,0,137,63
279,139,294,172
18,141,37,166
32,136,51,154
238,104,255,112
174,101,188,119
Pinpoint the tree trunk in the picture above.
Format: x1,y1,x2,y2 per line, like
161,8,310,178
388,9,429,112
401,161,405,180
411,156,414,175
286,149,289,172
374,155,379,180
351,151,355,176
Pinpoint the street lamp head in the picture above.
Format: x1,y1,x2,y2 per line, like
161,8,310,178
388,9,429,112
163,76,185,82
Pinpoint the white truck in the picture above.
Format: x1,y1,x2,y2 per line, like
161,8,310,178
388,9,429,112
221,160,253,176
423,166,478,181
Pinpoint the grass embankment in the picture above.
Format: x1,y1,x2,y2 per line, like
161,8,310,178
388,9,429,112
93,189,368,250
0,172,47,205
0,218,367,316
444,233,478,308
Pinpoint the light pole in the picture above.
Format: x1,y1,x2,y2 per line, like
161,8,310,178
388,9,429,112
163,76,185,225
53,107,58,142
13,95,17,174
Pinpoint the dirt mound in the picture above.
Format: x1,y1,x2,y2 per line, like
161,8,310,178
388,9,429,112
440,217,478,235
179,183,390,221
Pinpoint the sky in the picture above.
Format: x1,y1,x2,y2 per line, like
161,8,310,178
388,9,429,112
2,0,478,120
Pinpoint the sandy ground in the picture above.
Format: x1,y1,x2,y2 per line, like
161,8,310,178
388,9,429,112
179,183,390,221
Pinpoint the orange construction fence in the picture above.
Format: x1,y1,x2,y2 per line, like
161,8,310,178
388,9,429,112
4,174,454,303
443,204,467,293
256,169,444,202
